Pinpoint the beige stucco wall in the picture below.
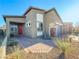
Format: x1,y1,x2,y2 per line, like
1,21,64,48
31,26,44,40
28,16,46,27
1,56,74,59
24,9,63,38
44,10,63,37
24,10,34,38
6,20,10,37
5,17,25,37
6,17,25,23
24,9,45,38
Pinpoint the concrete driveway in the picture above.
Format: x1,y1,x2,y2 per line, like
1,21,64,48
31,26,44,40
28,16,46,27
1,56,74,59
15,36,56,48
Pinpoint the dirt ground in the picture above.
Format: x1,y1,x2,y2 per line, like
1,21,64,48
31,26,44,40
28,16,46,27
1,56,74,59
6,42,79,59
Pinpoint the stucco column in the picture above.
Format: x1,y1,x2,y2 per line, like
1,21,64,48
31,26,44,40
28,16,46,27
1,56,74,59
6,21,10,37
0,36,7,59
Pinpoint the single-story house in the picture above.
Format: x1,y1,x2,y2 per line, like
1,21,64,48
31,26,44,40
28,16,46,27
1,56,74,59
62,22,73,34
3,7,63,38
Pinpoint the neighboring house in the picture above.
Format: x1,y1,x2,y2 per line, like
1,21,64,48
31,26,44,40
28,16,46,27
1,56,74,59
74,24,79,34
62,22,73,34
0,25,6,36
3,7,63,38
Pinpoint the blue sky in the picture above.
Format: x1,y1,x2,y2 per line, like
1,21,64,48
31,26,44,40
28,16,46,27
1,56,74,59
0,0,79,26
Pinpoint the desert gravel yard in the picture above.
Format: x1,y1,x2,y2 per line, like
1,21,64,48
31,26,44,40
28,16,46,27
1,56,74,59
6,42,79,59
65,42,79,59
6,36,79,59
6,43,62,59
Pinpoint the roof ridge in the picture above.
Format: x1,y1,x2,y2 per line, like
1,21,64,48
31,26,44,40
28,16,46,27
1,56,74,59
23,6,46,15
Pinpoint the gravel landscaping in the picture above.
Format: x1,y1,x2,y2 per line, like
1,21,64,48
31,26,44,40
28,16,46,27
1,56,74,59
5,36,79,59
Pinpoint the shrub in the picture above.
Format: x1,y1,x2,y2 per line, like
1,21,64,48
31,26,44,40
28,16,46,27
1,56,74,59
54,38,70,59
7,41,18,46
6,46,25,59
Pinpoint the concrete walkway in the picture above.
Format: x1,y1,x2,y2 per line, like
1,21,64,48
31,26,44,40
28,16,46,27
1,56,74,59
15,36,56,48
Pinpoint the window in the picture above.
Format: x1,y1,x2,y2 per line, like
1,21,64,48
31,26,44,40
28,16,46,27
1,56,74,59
10,25,18,34
36,14,43,31
11,27,14,31
25,21,31,28
29,23,30,26
37,14,43,22
37,22,43,31
38,22,43,31
36,14,43,36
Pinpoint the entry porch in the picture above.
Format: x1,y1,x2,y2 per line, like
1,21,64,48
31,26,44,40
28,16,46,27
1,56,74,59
3,16,26,37
10,22,25,37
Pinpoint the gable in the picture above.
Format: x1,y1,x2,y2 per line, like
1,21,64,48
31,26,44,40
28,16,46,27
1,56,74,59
45,8,63,24
23,7,45,16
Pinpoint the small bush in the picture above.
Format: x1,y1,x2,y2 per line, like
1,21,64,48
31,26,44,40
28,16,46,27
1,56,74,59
6,46,25,59
7,41,18,46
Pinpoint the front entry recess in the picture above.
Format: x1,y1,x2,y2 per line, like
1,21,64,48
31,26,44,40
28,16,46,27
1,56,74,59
18,25,23,34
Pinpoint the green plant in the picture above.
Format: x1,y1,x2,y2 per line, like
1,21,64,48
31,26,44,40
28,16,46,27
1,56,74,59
7,41,18,46
6,46,25,59
55,38,70,59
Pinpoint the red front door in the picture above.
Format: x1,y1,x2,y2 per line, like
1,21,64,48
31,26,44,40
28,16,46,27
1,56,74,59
18,25,23,35
50,28,56,37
